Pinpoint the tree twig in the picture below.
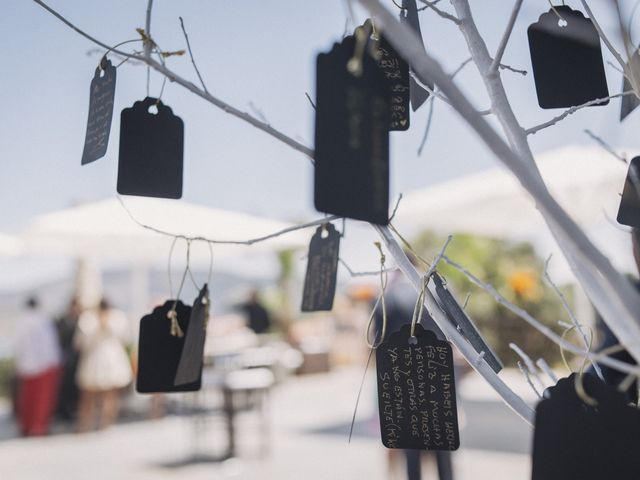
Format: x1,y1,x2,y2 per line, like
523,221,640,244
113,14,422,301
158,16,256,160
498,63,526,76
117,196,339,246
526,93,631,135
516,361,542,398
441,254,640,376
543,254,604,382
179,17,209,94
416,0,460,24
510,342,546,392
579,0,627,71
490,0,524,73
584,129,628,163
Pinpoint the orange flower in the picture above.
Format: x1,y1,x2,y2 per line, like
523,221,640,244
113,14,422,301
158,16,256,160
508,270,542,301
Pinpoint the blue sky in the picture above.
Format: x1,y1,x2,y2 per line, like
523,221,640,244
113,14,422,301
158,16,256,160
2,0,640,232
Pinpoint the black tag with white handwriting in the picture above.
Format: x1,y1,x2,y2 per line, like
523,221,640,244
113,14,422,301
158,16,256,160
377,36,410,130
617,156,640,227
527,6,609,109
301,224,340,312
532,373,640,480
81,59,116,165
376,323,460,450
621,50,640,121
136,300,200,393
314,35,390,225
401,0,431,111
174,285,209,386
118,97,184,199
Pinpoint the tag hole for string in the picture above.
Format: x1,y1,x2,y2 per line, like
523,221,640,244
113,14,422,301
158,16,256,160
408,336,418,345
558,19,568,28
148,104,159,115
321,227,329,239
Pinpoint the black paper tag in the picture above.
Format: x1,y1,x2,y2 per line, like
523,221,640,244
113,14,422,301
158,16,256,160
432,273,503,374
376,323,460,450
174,284,209,386
527,6,609,109
401,0,431,111
301,224,340,312
136,300,200,393
118,97,184,199
376,35,410,131
81,59,117,165
314,34,390,225
621,50,640,121
532,373,640,480
617,156,640,227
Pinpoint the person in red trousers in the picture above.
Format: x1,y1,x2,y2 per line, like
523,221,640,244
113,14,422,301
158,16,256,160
14,297,62,436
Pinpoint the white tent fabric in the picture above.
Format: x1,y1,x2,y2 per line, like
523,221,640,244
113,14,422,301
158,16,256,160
20,196,308,267
0,233,22,257
394,145,638,282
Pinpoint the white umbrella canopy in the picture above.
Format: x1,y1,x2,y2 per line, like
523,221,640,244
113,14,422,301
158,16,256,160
394,145,638,282
20,196,308,268
0,233,23,257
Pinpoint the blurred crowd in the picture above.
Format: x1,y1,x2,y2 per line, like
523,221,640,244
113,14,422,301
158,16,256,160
13,296,133,436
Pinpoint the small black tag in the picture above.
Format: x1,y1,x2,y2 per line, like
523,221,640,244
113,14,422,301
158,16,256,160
81,59,116,165
401,0,431,111
376,35,410,131
527,6,609,109
174,285,209,386
532,373,640,480
118,97,184,199
621,50,640,121
617,156,640,227
301,224,340,312
136,300,200,393
376,323,460,450
314,35,390,225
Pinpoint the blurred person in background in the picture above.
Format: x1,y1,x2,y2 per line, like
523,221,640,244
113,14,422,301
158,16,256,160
75,298,132,432
14,296,62,436
240,289,272,334
55,297,82,422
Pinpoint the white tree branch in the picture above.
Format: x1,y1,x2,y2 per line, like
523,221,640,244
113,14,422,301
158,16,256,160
416,0,460,24
579,0,627,71
489,0,524,73
442,254,640,377
510,342,546,392
526,92,632,135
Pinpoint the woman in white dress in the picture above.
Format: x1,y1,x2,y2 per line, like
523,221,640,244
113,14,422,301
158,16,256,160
75,299,132,432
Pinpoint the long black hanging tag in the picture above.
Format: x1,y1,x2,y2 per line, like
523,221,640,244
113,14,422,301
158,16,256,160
174,284,209,386
432,273,503,373
81,58,117,165
376,35,410,131
401,0,431,111
118,97,184,199
301,224,340,312
314,28,390,225
617,156,640,227
532,373,640,480
527,6,609,109
136,300,200,393
621,50,640,121
376,323,460,450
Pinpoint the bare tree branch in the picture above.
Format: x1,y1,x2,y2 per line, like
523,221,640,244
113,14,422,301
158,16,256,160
416,0,460,24
516,360,542,398
579,0,627,71
361,0,640,367
32,0,315,164
584,129,628,163
490,0,524,73
179,17,209,94
526,92,631,135
441,254,640,377
544,255,605,380
498,63,527,76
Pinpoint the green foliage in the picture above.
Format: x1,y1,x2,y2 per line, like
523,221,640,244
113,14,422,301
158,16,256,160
413,231,569,368
0,358,15,399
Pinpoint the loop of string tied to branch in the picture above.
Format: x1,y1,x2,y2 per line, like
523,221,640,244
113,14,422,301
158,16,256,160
166,236,213,337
